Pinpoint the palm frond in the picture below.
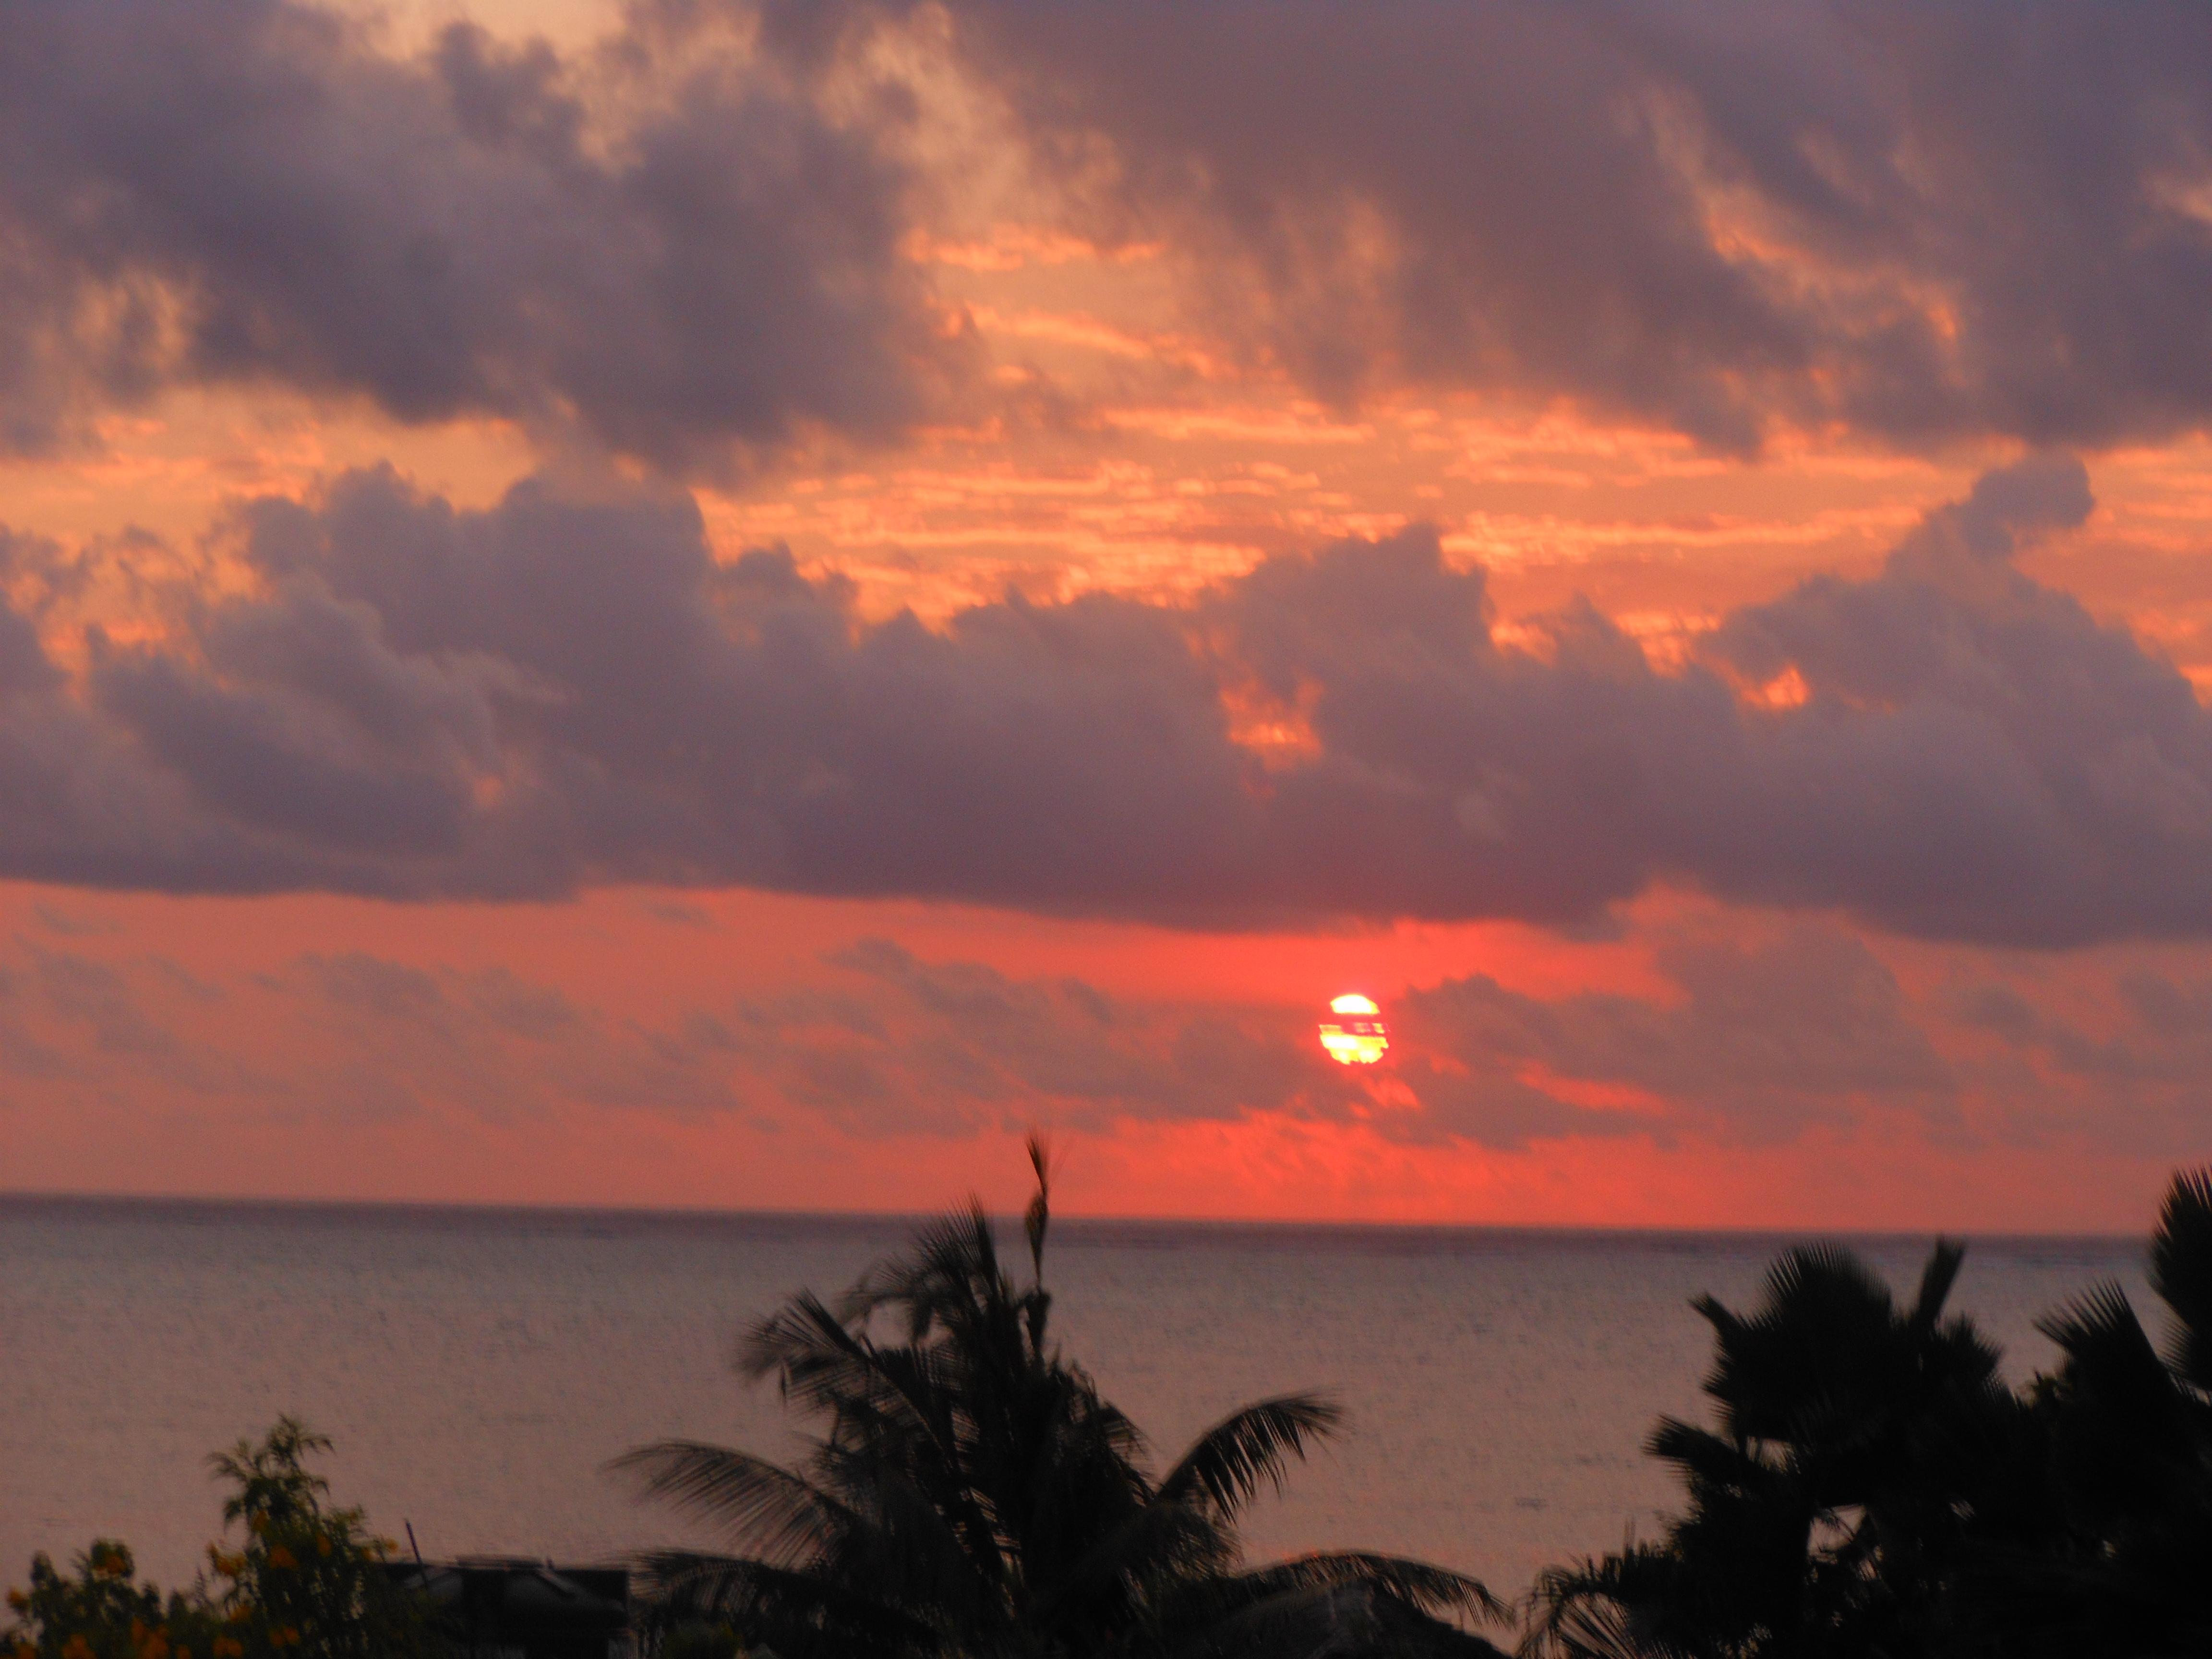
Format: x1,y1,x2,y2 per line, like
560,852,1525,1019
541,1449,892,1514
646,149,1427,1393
743,1290,865,1385
1759,1244,1894,1325
843,1202,1005,1340
1646,1419,1786,1498
747,1293,969,1477
1158,1395,1344,1517
1907,1238,1967,1341
609,1442,849,1566
1522,1579,1667,1659
2151,1164,2212,1394
815,1447,997,1626
626,1178,1510,1659
1024,1130,1053,1286
2037,1281,2158,1384
1223,1550,1506,1623
1032,1492,1233,1625
1525,1544,1696,1659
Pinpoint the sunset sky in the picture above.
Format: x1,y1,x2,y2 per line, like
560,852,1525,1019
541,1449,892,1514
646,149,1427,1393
5,0,2212,1228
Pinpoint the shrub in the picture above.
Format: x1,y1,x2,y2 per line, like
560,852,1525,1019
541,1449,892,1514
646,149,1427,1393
3,1422,436,1659
3,1542,228,1659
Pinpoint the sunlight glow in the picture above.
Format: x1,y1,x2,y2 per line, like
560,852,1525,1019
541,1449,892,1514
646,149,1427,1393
1320,993,1389,1065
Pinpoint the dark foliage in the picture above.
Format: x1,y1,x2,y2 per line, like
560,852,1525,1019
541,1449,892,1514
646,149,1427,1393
2,1421,436,1659
618,1137,1504,1659
1528,1166,2212,1659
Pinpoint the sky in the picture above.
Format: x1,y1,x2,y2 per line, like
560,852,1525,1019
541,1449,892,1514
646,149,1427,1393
3,0,2212,1229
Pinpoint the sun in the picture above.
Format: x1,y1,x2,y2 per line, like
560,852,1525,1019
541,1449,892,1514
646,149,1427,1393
1319,993,1389,1065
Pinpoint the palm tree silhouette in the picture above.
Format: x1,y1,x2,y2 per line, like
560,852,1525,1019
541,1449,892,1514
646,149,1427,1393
1528,1168,2212,1658
1529,1239,2025,1658
618,1140,1503,1659
2027,1167,2212,1654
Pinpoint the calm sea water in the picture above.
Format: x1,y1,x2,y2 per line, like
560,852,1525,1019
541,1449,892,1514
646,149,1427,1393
0,1198,2154,1606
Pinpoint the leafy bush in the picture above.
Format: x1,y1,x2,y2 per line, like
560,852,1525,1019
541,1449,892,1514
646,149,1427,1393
3,1542,230,1659
4,1422,435,1659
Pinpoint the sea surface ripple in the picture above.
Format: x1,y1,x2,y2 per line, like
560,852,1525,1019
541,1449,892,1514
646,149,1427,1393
0,1197,2151,1603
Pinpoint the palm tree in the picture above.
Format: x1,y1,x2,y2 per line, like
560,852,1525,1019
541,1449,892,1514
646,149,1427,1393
1528,1240,2032,1659
617,1140,1503,1659
2025,1166,2212,1655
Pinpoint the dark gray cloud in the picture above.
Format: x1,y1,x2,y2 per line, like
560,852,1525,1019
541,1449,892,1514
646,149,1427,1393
0,920,1964,1150
1400,926,1951,1146
0,0,959,464
0,455,2209,945
678,924,1957,1147
719,937,1362,1138
33,946,183,1060
1955,966,2212,1090
691,935,1654,1146
1938,963,2212,1155
266,949,737,1121
9,2,2212,459
8,911,2210,1155
910,0,2212,450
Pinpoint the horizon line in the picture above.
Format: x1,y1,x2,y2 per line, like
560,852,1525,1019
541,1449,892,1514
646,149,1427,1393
0,1185,2144,1246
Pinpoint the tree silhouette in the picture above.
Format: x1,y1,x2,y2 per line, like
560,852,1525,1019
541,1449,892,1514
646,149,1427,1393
1528,1241,2031,1658
1529,1166,2212,1659
618,1139,1503,1659
2026,1167,2212,1654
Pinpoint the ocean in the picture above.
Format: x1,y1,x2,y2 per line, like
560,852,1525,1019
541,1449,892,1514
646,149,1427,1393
0,1197,2153,1609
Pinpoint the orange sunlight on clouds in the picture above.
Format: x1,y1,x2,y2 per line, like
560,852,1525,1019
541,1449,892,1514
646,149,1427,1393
3,0,2211,1230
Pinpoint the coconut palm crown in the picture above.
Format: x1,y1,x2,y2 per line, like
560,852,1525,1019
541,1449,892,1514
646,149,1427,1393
1527,1238,2029,1659
617,1140,1503,1659
1527,1165,2212,1659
